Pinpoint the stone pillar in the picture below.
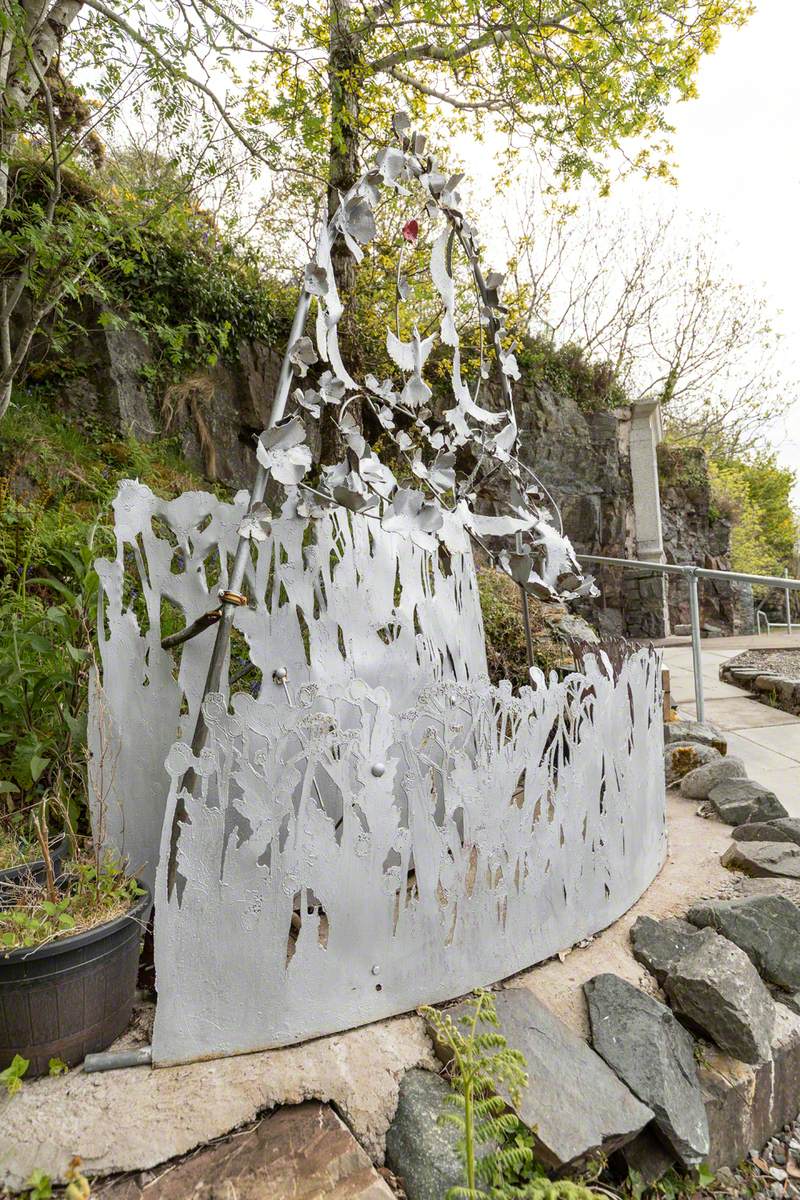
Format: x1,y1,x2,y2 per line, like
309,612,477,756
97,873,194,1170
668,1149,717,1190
625,401,670,639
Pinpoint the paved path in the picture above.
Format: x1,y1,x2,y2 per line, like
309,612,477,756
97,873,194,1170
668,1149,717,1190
661,633,800,816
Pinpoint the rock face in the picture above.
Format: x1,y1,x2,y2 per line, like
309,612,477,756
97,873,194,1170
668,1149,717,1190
722,841,800,880
665,743,721,786
584,974,709,1168
385,1070,466,1200
62,315,156,441
708,781,787,826
658,442,753,636
427,989,652,1168
100,1103,394,1199
664,934,776,1064
687,895,800,992
679,757,747,801
663,721,728,755
629,916,714,986
732,818,800,845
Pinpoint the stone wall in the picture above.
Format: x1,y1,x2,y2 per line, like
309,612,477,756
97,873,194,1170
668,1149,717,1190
658,445,754,635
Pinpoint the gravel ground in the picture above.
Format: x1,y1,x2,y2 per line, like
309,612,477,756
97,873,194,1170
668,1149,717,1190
708,1116,800,1199
725,649,800,682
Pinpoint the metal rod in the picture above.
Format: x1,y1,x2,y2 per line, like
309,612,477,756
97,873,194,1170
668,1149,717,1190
83,1046,152,1073
166,288,313,894
686,569,705,723
515,531,534,671
578,554,800,592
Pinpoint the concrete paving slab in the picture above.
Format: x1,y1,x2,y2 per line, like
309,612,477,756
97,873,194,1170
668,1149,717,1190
735,724,800,763
682,698,800,732
721,730,798,776
749,769,800,817
666,637,800,820
672,679,748,704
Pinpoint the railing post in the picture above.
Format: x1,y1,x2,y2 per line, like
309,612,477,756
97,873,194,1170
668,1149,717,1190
686,568,705,723
786,569,793,636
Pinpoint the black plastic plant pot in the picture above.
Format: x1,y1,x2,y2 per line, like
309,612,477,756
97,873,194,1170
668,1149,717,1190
0,833,69,906
0,883,151,1077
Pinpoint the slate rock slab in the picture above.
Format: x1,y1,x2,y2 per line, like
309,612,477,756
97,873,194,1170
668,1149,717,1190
385,1070,466,1200
665,743,721,786
99,1102,394,1199
722,840,800,880
585,974,709,1168
664,934,775,1064
427,989,652,1168
772,989,800,1016
687,895,800,992
680,756,747,801
732,818,800,847
630,916,715,986
664,721,727,755
708,780,787,825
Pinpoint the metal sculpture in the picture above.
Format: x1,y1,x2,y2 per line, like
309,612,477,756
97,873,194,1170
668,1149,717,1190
89,116,666,1065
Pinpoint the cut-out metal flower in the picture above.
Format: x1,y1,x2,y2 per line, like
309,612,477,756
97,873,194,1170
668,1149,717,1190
288,336,318,378
238,502,272,542
382,488,444,546
256,417,312,485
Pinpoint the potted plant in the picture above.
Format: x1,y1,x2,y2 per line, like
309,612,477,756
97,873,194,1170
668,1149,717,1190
0,810,150,1078
0,816,68,902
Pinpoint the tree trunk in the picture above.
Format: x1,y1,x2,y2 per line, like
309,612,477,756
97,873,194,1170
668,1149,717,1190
321,0,363,465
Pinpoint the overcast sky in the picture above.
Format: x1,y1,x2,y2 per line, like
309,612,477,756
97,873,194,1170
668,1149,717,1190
620,0,800,497
453,1,799,496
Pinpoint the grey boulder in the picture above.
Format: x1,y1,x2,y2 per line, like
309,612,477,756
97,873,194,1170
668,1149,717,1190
630,916,715,986
679,756,747,801
665,743,721,786
664,721,727,755
385,1070,466,1200
687,895,800,992
585,974,709,1168
722,840,800,880
427,988,652,1168
664,933,775,1064
708,780,787,826
732,818,800,847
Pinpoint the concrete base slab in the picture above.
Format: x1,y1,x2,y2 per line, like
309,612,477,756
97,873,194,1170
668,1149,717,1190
0,1017,435,1192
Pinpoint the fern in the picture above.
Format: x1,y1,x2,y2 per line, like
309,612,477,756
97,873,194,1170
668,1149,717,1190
421,990,600,1200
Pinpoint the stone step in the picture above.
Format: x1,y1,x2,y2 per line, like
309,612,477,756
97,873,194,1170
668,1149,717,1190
99,1102,395,1199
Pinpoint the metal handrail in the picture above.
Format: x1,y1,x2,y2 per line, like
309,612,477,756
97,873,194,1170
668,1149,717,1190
577,554,800,722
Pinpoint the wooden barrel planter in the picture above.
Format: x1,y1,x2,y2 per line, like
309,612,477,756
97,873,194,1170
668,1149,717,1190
0,882,151,1077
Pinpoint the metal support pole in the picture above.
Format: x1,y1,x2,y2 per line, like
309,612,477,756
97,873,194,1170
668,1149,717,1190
686,569,705,723
515,532,534,671
785,569,793,636
166,288,313,893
